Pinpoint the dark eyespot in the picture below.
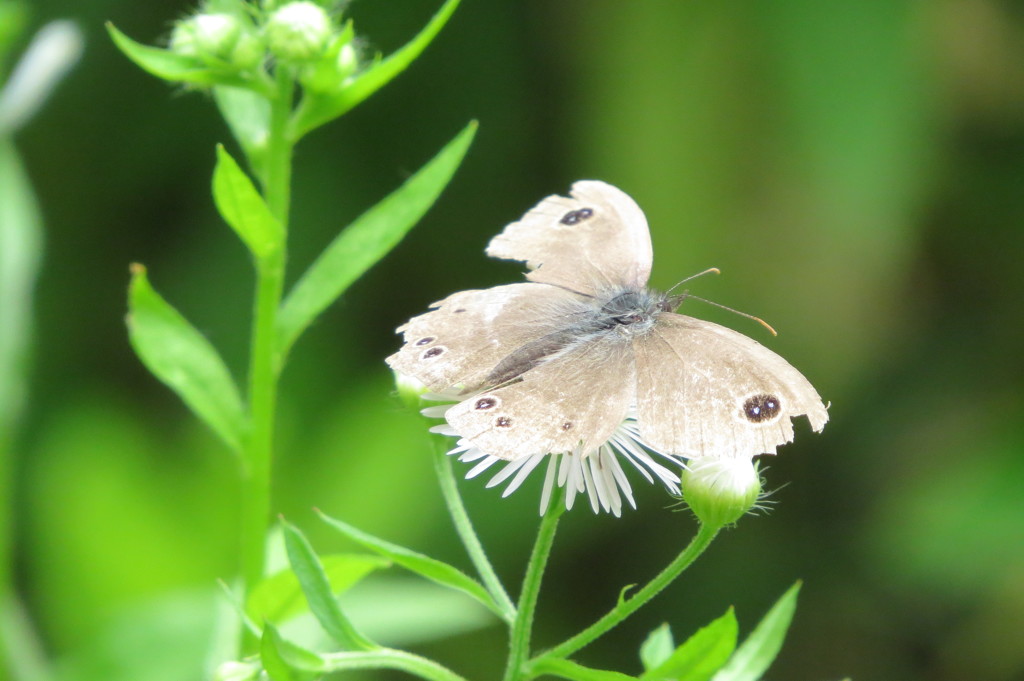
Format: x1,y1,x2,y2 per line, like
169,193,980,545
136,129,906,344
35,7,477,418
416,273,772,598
421,346,445,359
743,394,781,423
495,416,513,428
453,308,466,314
475,397,498,410
415,336,435,346
560,207,594,225
561,421,573,431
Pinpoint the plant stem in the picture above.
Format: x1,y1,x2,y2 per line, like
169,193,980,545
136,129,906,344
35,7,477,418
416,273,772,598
537,521,719,662
503,492,564,681
239,67,294,651
431,436,516,623
322,648,467,681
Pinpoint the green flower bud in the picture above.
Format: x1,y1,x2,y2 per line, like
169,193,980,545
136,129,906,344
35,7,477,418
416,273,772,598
393,370,429,410
681,457,762,528
298,33,358,93
230,30,265,71
264,1,332,62
171,13,242,61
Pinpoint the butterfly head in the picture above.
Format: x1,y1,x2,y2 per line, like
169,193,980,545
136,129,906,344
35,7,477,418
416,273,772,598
598,287,672,336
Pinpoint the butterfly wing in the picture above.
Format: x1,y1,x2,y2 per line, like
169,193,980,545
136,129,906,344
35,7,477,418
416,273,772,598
445,334,635,461
634,313,828,459
486,181,653,295
387,283,593,393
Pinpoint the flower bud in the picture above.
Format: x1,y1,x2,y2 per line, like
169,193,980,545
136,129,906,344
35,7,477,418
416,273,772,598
171,13,242,61
392,370,429,410
681,457,762,528
264,1,332,62
298,33,358,93
230,31,265,71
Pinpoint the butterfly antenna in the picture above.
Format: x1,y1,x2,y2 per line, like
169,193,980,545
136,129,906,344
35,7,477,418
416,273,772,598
664,267,721,295
683,294,778,336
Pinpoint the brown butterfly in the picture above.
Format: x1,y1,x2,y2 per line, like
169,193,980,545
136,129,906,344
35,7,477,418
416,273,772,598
388,181,828,466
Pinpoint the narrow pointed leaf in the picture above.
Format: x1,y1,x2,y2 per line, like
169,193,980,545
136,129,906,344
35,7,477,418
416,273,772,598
289,0,460,138
530,658,637,681
261,622,326,681
126,265,246,452
106,23,272,94
276,121,476,355
643,609,738,681
711,582,801,681
247,552,389,624
318,510,504,619
281,521,375,650
639,624,675,672
213,145,283,259
0,141,41,438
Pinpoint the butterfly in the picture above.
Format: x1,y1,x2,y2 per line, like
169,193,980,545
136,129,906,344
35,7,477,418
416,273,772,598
387,181,828,463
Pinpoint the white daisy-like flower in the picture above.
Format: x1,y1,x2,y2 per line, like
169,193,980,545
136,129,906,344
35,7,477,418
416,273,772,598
422,395,682,517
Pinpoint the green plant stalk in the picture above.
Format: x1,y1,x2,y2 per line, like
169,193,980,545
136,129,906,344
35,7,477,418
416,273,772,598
239,67,294,647
536,521,720,663
431,435,516,623
503,492,565,681
322,647,467,681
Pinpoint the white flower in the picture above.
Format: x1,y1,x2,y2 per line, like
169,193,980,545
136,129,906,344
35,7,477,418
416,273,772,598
423,395,681,517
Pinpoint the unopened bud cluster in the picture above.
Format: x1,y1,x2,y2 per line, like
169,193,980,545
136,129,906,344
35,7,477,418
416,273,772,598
168,1,357,81
170,12,262,70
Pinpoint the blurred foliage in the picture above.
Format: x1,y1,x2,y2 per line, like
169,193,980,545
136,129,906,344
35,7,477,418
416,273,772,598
4,0,1024,680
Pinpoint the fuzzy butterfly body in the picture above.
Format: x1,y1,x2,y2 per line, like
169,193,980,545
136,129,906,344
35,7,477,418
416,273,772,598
387,181,828,462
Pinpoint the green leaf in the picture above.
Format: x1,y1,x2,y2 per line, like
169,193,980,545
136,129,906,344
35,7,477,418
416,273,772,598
318,510,504,619
275,121,476,355
644,609,738,681
639,624,675,672
214,86,271,183
289,0,461,138
212,145,283,259
281,521,376,650
247,552,389,624
261,622,326,681
106,23,271,94
0,2,29,70
0,140,41,439
126,265,246,452
711,582,801,681
530,658,637,681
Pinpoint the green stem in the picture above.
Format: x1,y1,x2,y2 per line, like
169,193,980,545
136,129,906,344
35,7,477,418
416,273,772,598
322,648,467,681
239,67,294,651
503,491,565,681
431,435,516,623
537,521,720,662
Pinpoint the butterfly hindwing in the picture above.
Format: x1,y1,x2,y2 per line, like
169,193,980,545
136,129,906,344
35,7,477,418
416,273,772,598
445,334,636,461
633,313,829,459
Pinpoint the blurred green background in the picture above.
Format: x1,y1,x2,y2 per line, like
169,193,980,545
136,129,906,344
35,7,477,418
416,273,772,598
4,0,1024,679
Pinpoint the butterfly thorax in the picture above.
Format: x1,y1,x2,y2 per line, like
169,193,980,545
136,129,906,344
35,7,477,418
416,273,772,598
598,287,673,336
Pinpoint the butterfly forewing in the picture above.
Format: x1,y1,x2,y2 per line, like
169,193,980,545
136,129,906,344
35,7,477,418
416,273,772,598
486,180,654,295
387,283,590,393
633,313,828,459
445,336,636,461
